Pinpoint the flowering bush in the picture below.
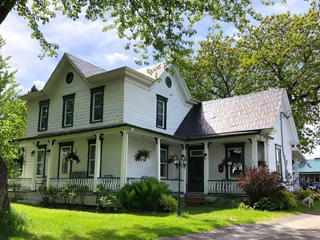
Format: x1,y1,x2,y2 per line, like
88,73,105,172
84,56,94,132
238,166,285,205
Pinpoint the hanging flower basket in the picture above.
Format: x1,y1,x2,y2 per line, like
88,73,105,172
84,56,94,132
134,148,151,162
66,150,80,163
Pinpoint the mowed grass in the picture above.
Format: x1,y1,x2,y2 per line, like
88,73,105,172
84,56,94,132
11,201,320,240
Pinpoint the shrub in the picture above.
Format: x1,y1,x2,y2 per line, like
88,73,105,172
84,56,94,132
97,187,122,212
296,190,316,200
0,208,29,238
253,197,284,211
280,191,297,209
238,202,253,210
214,194,238,208
119,178,171,211
75,185,89,206
238,167,285,205
158,194,178,212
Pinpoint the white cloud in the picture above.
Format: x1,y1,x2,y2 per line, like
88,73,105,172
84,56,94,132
105,52,129,64
34,80,46,89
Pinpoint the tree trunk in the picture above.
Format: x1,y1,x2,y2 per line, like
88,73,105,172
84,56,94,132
0,0,17,25
0,155,10,212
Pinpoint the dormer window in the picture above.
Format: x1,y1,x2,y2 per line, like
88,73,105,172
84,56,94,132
90,86,105,123
62,94,75,127
156,95,167,129
38,100,50,131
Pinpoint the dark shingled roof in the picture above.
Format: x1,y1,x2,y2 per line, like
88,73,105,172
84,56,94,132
175,89,284,138
67,53,106,78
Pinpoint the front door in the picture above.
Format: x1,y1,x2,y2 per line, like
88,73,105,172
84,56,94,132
188,156,204,192
59,146,71,178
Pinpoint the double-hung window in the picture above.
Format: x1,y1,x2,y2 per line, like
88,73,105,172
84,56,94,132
160,146,168,178
38,100,50,131
90,86,104,123
87,140,96,177
156,95,168,129
276,145,283,177
62,94,75,127
224,143,245,179
36,145,46,177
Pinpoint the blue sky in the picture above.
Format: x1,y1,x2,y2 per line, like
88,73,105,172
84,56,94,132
1,0,318,158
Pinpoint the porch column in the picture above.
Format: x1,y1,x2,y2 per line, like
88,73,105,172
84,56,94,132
31,150,37,191
294,159,299,180
156,138,161,181
182,144,187,194
251,138,258,168
46,148,53,187
204,142,210,195
120,130,129,188
93,133,102,191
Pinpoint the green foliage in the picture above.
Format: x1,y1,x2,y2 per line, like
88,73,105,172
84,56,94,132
119,178,171,211
158,194,178,213
238,167,285,205
253,197,284,211
296,190,319,200
39,185,88,206
0,37,26,174
280,191,297,209
0,207,29,238
238,202,253,210
97,187,123,213
214,195,238,208
3,0,262,62
182,1,320,153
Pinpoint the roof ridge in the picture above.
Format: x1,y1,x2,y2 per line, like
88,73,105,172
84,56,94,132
203,88,284,104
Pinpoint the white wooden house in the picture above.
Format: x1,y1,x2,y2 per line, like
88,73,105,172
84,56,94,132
12,53,305,199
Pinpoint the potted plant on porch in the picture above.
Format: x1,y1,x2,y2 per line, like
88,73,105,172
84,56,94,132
65,150,80,163
134,148,151,162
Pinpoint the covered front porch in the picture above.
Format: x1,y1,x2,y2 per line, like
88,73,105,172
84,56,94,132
11,127,272,197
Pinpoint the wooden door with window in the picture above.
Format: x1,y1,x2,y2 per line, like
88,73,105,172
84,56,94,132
188,155,204,192
59,146,71,178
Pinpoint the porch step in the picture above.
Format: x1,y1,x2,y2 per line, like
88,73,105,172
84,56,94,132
184,192,204,206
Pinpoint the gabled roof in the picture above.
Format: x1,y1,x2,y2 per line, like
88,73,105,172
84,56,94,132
66,54,106,78
136,62,167,79
299,158,320,173
175,89,284,138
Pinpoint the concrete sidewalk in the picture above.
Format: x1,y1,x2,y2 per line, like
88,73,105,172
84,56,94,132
161,210,320,240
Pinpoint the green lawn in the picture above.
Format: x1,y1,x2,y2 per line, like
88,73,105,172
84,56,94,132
11,201,320,240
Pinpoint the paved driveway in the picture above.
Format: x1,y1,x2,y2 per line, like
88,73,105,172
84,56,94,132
161,210,320,240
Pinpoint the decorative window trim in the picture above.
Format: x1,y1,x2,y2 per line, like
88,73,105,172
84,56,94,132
90,86,105,123
156,95,168,129
57,142,74,179
224,143,245,179
36,144,47,177
62,94,75,128
38,100,50,131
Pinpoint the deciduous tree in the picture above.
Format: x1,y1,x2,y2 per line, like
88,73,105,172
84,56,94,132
182,1,320,152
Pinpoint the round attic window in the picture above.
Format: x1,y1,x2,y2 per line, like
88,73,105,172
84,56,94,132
165,76,172,88
66,72,74,84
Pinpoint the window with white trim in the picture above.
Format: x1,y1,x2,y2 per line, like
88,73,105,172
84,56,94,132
160,148,168,178
36,146,46,176
88,143,96,176
276,145,282,177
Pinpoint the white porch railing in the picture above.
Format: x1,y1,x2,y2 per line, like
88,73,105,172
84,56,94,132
8,178,32,190
50,178,94,191
161,179,184,193
126,177,184,193
208,180,245,194
97,177,120,191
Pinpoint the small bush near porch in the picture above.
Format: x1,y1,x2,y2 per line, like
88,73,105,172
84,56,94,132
10,201,320,240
